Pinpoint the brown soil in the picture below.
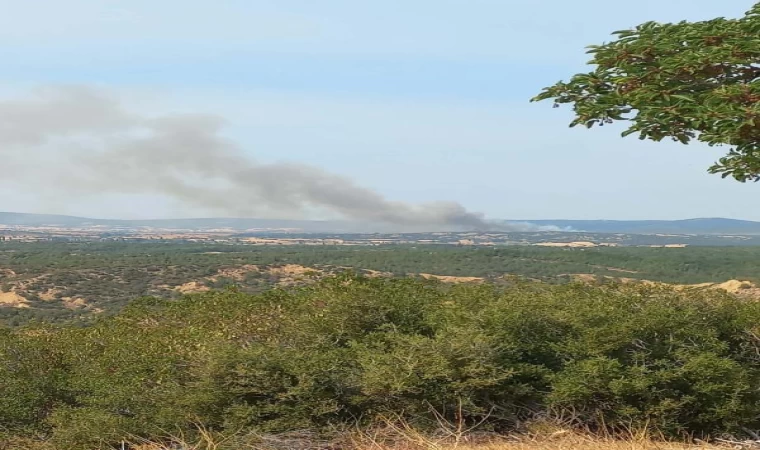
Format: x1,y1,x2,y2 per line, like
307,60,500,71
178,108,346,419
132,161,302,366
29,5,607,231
535,241,598,248
571,274,760,299
214,264,260,281
175,281,211,294
0,291,29,308
419,273,484,283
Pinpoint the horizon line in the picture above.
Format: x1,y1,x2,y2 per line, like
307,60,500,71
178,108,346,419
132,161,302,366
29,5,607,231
0,211,758,223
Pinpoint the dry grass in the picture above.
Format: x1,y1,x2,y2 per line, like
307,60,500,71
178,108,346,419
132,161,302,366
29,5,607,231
119,419,736,450
342,418,726,450
0,418,744,450
390,437,719,450
124,433,729,450
1,433,736,450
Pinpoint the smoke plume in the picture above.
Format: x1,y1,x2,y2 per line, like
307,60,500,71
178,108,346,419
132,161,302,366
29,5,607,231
0,86,547,231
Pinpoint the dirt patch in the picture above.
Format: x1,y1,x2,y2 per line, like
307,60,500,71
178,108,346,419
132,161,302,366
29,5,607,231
214,265,260,281
39,288,62,301
668,279,760,298
0,291,29,308
175,281,211,294
700,279,760,298
267,264,323,285
419,273,484,283
535,241,597,248
62,297,88,309
713,279,753,293
600,266,639,274
571,274,597,283
572,275,760,299
359,269,393,278
268,264,316,277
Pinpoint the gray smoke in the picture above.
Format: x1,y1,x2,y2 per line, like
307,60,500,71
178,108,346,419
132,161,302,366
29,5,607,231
0,86,550,231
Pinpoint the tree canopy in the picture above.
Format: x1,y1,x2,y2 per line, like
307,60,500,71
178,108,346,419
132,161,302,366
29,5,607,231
532,3,760,182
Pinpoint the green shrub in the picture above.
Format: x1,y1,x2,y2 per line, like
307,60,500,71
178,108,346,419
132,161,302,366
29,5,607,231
0,327,73,432
1,275,760,448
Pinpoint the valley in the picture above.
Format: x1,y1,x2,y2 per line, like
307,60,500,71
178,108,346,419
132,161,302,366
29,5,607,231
3,239,760,326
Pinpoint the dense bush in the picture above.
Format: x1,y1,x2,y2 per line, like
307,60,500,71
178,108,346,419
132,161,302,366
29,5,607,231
2,274,760,448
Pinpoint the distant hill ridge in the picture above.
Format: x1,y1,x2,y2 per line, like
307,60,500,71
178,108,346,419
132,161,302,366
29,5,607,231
521,218,760,235
2,212,760,235
0,212,355,232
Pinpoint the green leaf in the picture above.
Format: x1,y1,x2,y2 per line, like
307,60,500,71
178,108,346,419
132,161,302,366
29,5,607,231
531,2,760,182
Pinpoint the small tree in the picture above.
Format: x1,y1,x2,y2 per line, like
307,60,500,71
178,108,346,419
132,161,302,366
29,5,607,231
532,3,760,181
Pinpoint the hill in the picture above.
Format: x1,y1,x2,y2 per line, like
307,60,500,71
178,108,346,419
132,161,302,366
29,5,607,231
4,212,760,234
518,218,760,235
0,212,354,232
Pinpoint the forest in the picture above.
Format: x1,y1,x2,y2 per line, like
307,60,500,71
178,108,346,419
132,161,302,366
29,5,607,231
2,241,760,325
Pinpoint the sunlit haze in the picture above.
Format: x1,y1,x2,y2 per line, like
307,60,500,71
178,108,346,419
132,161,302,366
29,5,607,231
0,0,756,221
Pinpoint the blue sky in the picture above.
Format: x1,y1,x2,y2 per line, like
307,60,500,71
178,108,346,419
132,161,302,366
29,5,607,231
0,0,757,220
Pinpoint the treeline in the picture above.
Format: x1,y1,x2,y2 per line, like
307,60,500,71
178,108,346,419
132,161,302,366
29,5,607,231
4,241,760,283
4,241,760,282
2,275,760,449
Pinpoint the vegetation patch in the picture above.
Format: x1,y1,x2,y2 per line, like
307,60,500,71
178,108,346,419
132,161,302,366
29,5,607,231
1,275,760,448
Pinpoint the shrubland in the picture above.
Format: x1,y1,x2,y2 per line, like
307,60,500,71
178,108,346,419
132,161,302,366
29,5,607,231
4,242,760,326
2,274,760,449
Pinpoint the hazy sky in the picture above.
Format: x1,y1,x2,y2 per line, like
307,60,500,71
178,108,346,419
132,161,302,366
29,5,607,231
0,0,757,221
